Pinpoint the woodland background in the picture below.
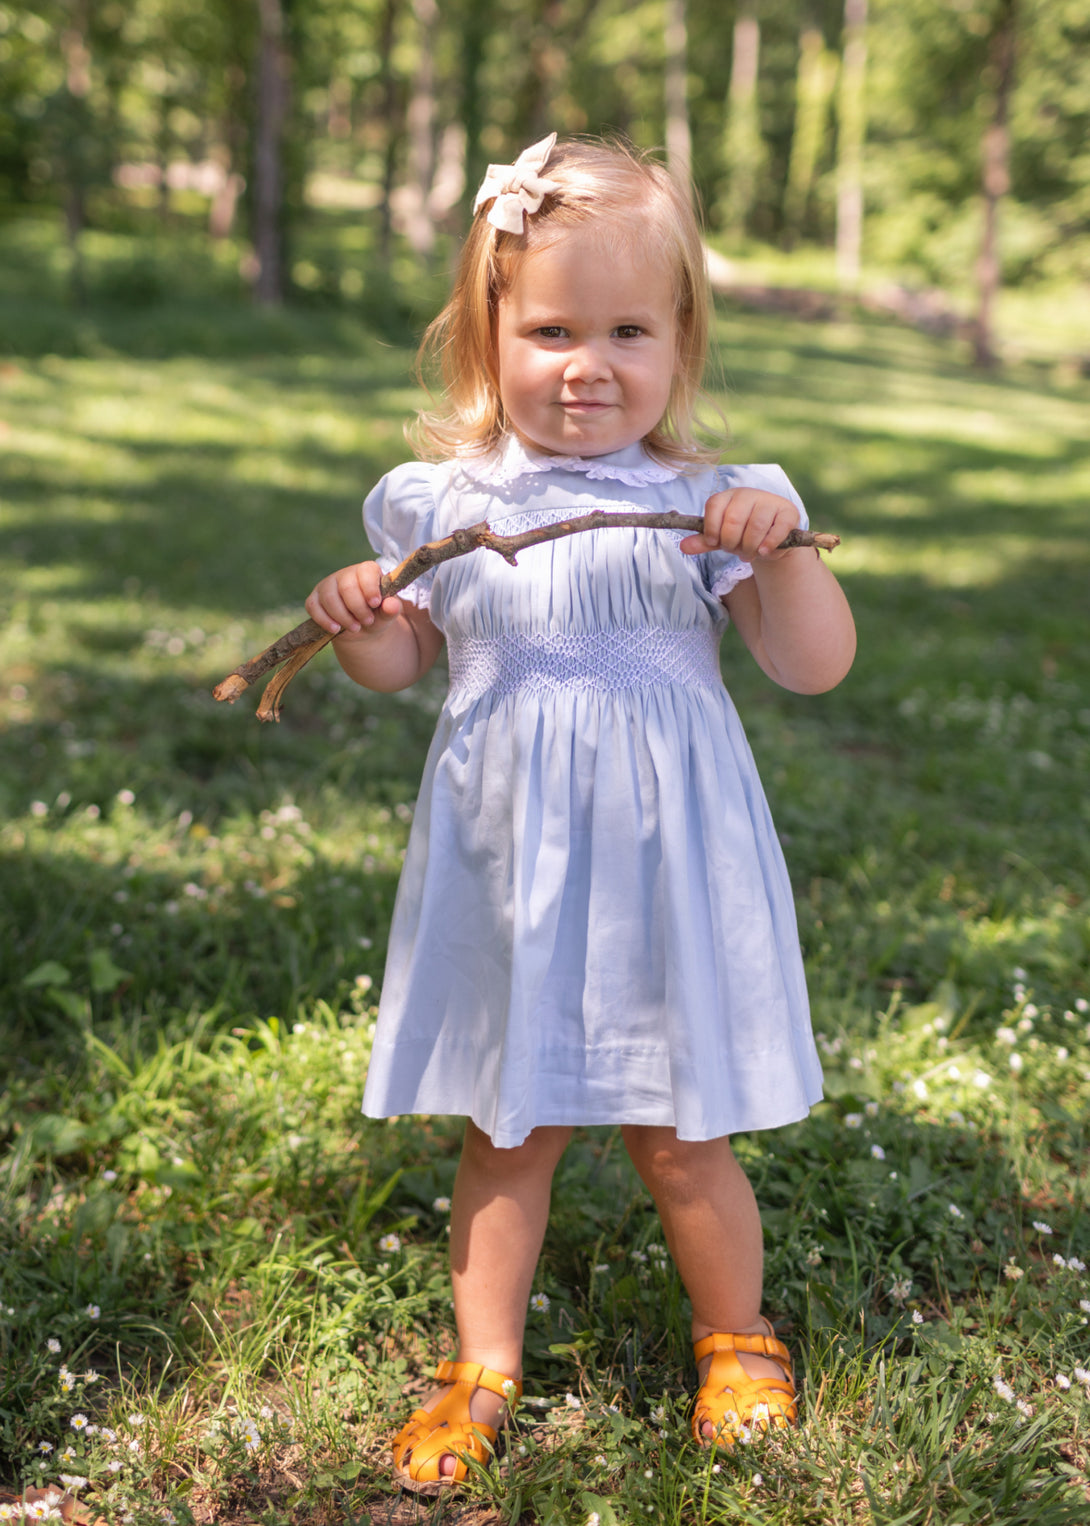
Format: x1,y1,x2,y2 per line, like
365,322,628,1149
2,0,1089,363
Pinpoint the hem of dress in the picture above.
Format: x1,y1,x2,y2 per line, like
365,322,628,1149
361,1090,823,1151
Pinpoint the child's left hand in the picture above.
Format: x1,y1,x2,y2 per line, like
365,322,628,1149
679,488,800,564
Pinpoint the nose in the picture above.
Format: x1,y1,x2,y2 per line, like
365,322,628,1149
563,340,612,385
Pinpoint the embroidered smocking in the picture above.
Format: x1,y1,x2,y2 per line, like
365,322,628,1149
447,627,722,703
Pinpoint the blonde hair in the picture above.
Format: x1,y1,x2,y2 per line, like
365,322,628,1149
410,136,717,468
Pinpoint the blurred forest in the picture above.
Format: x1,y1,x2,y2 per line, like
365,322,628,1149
1,0,1088,363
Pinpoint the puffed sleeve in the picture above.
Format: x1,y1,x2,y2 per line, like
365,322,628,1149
700,463,810,601
362,461,442,608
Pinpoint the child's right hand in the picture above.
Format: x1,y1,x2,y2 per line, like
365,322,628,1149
305,561,403,636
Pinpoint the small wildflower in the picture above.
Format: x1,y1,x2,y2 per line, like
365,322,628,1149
502,1379,518,1404
1004,1262,1024,1281
530,1291,550,1312
644,1469,654,1479
948,1204,964,1219
69,1413,89,1431
631,1250,648,1263
865,1101,879,1117
1080,1300,1090,1315
239,1420,261,1450
1055,1374,1073,1390
432,1196,451,1212
377,1233,401,1254
1009,1053,1024,1073
752,1472,764,1487
805,1247,823,1267
107,1460,123,1474
83,1371,99,1385
102,1170,118,1183
58,1477,89,1490
1015,1398,1034,1418
565,1392,582,1409
593,1262,611,1273
586,1515,601,1526
85,1304,100,1321
37,1442,54,1454
1032,1221,1053,1235
844,1113,863,1129
128,1413,146,1427
60,1372,76,1392
1068,1258,1086,1273
889,1276,913,1304
46,1339,61,1354
993,1378,1015,1404
871,1144,886,1160
1053,1254,1067,1268
912,1310,924,1325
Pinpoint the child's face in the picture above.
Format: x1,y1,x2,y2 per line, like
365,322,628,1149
494,226,678,457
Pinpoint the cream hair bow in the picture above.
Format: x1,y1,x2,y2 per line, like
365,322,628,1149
473,133,560,234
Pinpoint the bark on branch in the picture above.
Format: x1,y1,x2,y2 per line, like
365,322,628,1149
213,513,840,722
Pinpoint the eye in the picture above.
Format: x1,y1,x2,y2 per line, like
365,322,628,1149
613,324,644,339
535,325,568,339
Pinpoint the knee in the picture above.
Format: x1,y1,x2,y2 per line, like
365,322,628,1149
623,1127,729,1205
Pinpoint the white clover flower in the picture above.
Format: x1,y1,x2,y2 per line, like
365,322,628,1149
432,1197,451,1212
1004,1263,1024,1281
752,1472,764,1487
69,1413,89,1431
565,1393,582,1409
107,1460,123,1474
1032,1221,1053,1235
530,1292,550,1312
889,1277,913,1304
377,1233,401,1254
1023,1004,1039,1019
912,1310,924,1325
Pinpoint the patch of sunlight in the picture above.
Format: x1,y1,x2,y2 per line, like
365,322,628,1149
853,535,1038,588
837,402,1061,455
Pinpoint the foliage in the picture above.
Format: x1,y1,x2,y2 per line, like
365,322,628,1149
1,248,1089,1521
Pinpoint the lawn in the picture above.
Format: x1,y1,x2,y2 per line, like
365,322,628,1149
1,221,1089,1524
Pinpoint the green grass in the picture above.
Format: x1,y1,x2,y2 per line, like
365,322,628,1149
1,218,1089,1524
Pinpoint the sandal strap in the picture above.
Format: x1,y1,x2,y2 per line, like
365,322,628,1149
434,1360,523,1402
693,1330,793,1375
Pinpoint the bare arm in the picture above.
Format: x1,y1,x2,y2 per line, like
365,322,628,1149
680,487,856,694
304,560,444,692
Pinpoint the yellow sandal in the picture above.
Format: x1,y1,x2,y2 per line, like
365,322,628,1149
691,1323,797,1447
391,1359,521,1493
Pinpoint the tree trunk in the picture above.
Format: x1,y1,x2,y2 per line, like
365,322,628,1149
376,0,401,263
253,0,290,305
835,0,867,290
720,8,763,240
783,24,836,247
399,0,440,257
973,0,1017,368
60,6,92,304
664,0,692,196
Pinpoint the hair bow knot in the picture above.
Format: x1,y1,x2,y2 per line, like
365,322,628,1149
473,133,560,234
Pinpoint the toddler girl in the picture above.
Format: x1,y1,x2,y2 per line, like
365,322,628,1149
306,133,855,1492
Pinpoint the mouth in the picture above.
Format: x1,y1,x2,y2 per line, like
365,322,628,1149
560,399,613,413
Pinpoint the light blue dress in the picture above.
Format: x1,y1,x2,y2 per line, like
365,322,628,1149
360,438,823,1148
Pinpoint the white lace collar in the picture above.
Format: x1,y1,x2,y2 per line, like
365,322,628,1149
459,435,681,487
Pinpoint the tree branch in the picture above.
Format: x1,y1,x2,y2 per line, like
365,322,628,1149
213,513,840,722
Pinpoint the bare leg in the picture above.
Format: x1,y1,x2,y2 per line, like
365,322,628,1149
621,1127,787,1436
409,1120,572,1477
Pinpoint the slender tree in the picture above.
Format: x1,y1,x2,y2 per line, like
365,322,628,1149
973,0,1017,367
835,0,866,288
664,0,692,196
720,4,764,239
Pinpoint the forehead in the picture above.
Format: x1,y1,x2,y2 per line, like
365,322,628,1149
501,224,675,313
